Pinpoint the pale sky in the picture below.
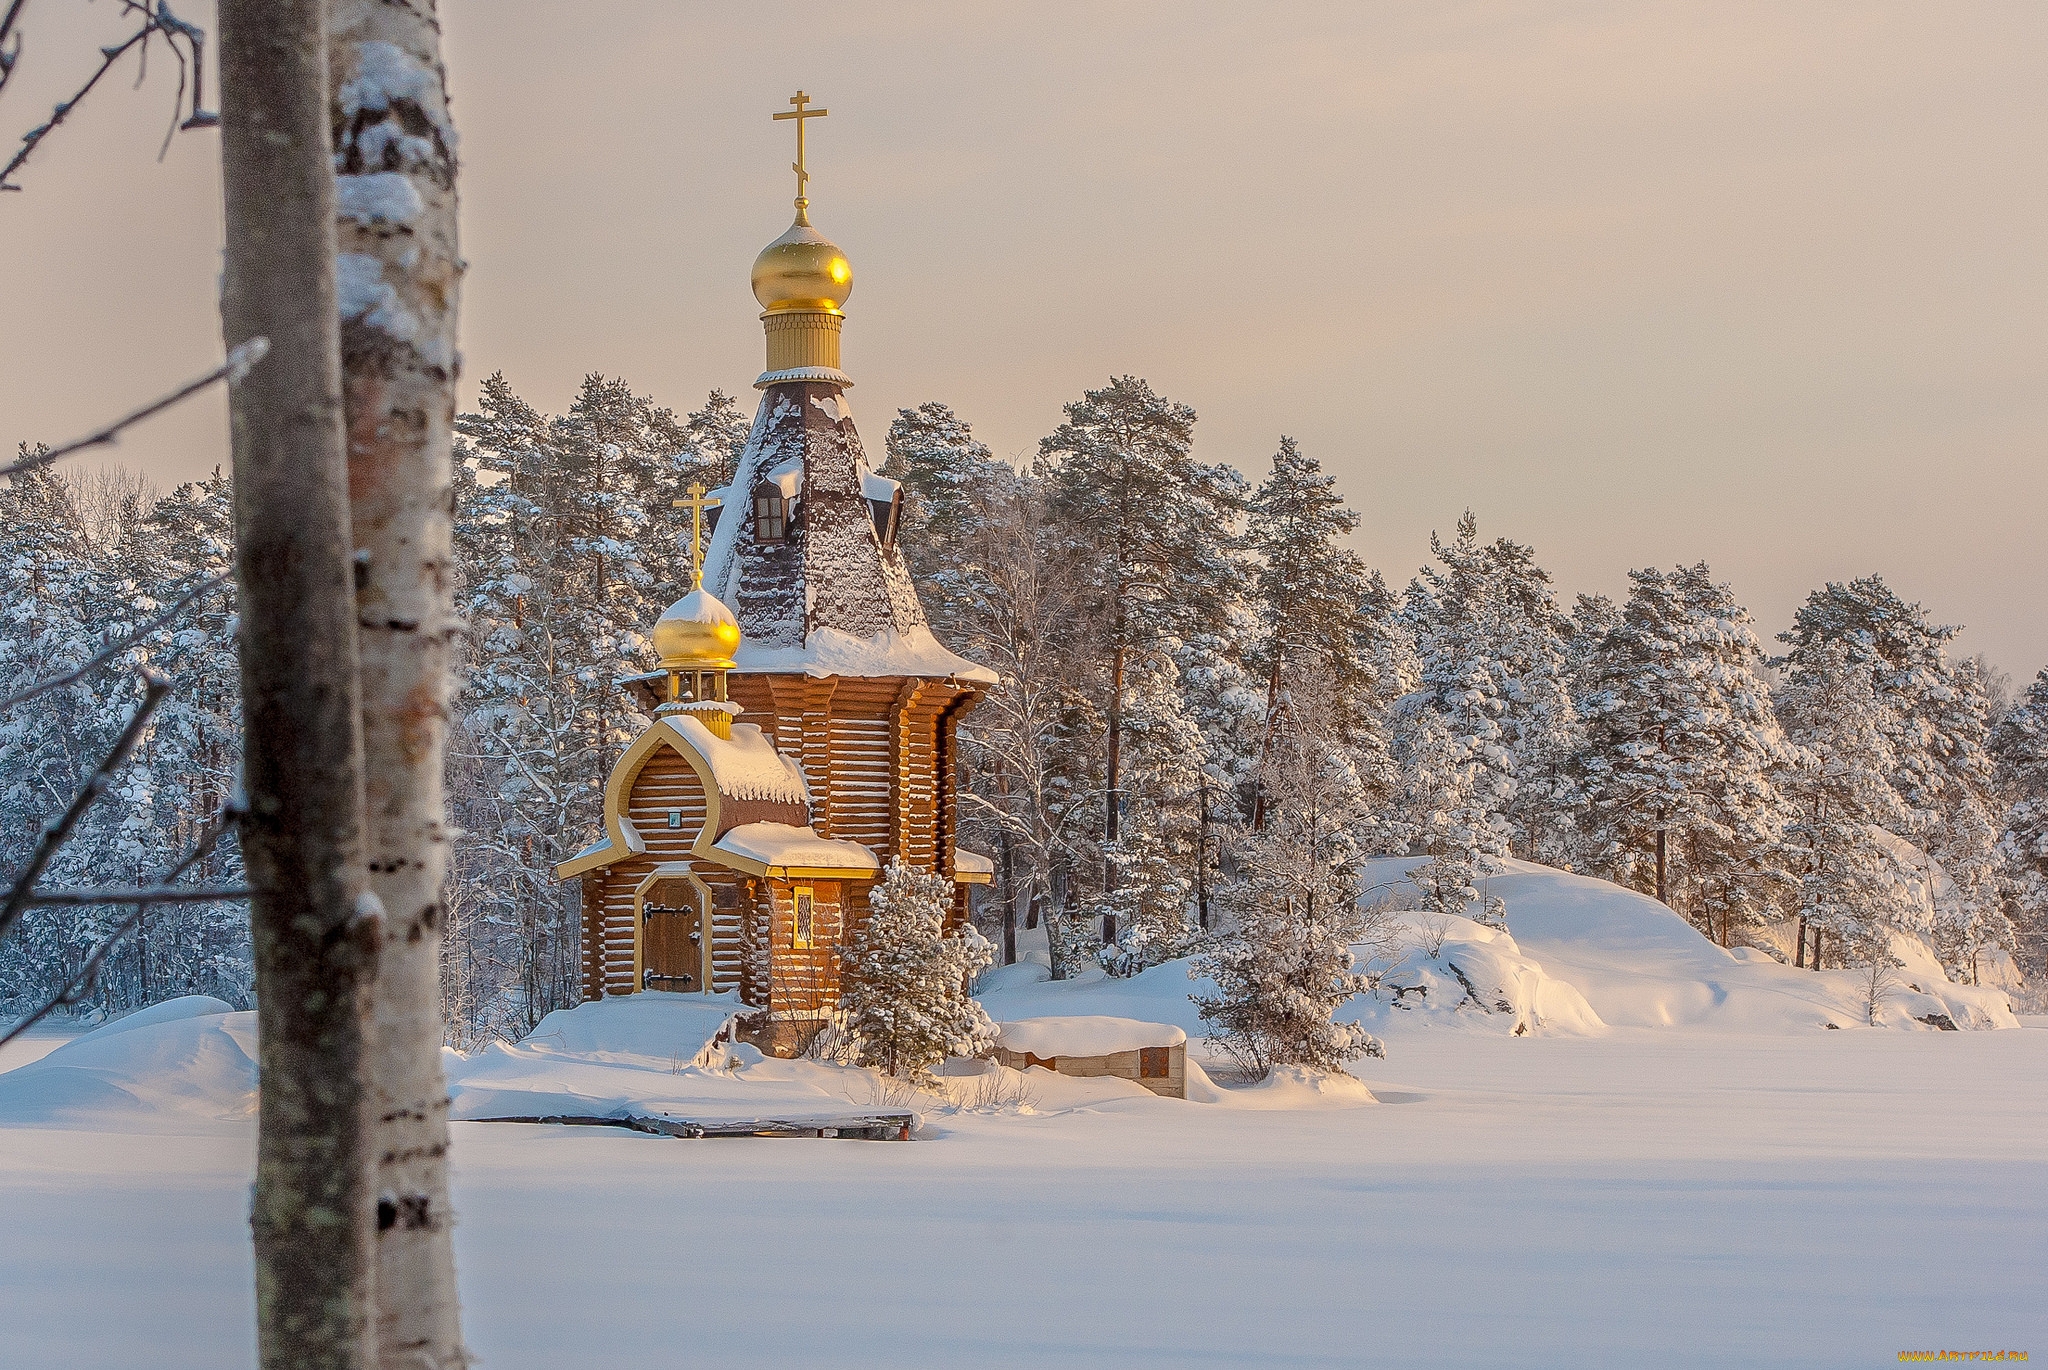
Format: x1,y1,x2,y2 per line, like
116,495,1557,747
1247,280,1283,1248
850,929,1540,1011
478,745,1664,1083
4,2,2043,678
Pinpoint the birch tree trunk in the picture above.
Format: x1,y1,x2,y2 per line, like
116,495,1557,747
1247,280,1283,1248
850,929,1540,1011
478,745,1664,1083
328,3,467,1365
219,2,378,1366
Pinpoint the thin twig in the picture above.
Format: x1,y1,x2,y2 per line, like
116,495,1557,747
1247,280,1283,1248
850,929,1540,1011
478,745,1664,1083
0,798,244,1049
0,570,230,711
0,0,27,98
0,338,266,480
0,672,167,948
25,885,249,905
0,0,211,191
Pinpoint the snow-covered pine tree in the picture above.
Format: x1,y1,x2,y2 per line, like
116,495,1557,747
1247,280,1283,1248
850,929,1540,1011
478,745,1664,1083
1776,641,1917,970
1090,649,1206,974
684,388,753,490
1578,563,1793,941
833,859,998,1084
1991,668,2048,982
1395,511,1579,869
882,401,1009,644
449,374,646,1034
1391,706,1506,927
944,477,1103,977
1243,437,1397,830
1194,696,1385,1077
1037,377,1244,943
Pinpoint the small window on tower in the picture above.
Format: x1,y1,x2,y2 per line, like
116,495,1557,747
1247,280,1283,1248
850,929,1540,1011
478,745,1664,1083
753,484,786,542
792,885,815,949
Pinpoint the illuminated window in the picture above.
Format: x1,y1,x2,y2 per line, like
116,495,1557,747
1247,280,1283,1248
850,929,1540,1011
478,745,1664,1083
753,484,786,542
792,885,814,949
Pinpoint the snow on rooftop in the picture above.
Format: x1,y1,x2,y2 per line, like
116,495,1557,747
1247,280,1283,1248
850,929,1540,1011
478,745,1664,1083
661,717,808,805
954,848,994,877
997,1017,1187,1057
733,625,997,683
712,823,879,874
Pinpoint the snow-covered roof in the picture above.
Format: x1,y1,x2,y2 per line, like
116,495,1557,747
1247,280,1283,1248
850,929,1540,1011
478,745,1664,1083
733,626,998,684
954,848,994,883
660,717,808,805
709,823,880,878
996,1017,1187,1057
697,385,994,683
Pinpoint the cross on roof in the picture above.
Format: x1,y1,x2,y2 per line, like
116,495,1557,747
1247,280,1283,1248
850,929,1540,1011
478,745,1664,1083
771,89,827,213
673,482,721,590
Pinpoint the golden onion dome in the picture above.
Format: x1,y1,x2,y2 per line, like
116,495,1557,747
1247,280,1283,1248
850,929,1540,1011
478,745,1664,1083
751,213,853,313
652,588,741,671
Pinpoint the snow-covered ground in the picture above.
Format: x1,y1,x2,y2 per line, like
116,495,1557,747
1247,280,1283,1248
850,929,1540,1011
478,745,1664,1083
3,863,2043,1368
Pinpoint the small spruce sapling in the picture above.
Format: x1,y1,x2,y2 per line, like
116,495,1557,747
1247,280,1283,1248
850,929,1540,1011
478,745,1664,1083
833,860,998,1085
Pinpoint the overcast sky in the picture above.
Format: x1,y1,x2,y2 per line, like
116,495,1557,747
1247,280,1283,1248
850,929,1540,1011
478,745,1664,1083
4,2,2043,678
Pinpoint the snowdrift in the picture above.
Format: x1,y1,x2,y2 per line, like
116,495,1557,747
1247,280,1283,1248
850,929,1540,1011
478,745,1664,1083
0,995,256,1130
1364,857,2020,1033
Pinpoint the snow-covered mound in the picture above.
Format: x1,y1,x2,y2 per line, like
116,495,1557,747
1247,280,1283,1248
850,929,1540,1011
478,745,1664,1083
444,991,867,1123
1365,857,2020,1033
976,916,1605,1044
0,995,257,1130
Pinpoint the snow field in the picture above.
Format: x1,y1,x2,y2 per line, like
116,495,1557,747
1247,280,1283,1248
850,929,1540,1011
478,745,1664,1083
2,862,2040,1367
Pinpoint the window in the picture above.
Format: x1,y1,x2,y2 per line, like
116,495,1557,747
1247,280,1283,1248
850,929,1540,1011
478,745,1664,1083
792,885,814,949
753,484,786,542
1139,1046,1170,1079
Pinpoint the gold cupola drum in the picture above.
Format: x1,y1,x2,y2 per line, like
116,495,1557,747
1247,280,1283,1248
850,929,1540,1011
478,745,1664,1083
752,90,854,385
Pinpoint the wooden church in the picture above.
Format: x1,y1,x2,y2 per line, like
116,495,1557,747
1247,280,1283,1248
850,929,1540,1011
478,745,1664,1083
557,92,995,1054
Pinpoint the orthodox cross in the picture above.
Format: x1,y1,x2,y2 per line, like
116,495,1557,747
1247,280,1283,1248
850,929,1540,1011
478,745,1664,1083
673,482,721,590
772,89,827,213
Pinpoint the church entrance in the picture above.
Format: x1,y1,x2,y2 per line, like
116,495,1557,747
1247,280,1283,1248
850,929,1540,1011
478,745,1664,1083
641,877,707,992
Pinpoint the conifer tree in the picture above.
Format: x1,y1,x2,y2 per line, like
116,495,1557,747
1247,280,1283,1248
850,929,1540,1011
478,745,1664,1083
1777,641,1916,969
1396,511,1578,867
1090,649,1205,973
1992,668,2048,978
1037,376,1244,942
883,401,1008,641
1243,437,1396,827
833,859,998,1084
1195,699,1386,1076
1578,563,1793,939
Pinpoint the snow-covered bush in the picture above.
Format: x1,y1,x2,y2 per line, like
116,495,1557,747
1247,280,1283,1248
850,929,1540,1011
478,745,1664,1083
832,860,998,1085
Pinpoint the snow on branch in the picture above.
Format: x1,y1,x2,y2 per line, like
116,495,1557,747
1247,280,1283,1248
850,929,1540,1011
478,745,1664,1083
0,671,167,948
0,0,218,191
25,884,249,905
0,797,246,1049
0,338,266,480
0,569,230,710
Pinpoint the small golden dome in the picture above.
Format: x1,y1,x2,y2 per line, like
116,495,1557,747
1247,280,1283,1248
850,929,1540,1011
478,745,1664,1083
653,589,741,670
751,213,853,313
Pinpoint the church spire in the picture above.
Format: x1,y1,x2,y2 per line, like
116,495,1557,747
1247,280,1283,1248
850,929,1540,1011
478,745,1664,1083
751,89,854,387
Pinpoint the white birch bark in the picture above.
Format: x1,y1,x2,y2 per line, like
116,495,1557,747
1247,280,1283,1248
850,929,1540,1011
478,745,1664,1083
219,1,379,1365
328,3,466,1366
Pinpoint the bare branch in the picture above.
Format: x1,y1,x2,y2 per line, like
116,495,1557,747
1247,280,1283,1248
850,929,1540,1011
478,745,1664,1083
0,0,216,191
0,798,245,1049
0,1,27,98
0,570,230,711
26,884,249,905
0,339,267,480
0,672,167,948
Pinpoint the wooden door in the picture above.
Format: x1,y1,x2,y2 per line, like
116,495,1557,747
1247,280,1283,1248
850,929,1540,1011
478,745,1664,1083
642,880,705,992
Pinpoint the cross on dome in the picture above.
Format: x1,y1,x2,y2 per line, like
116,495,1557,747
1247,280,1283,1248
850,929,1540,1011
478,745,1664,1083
672,482,721,590
771,89,828,218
